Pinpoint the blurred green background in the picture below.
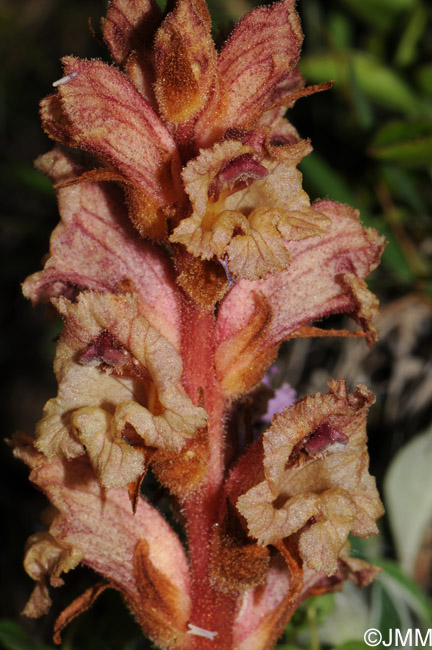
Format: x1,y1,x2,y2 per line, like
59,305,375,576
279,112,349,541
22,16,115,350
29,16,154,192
1,0,432,648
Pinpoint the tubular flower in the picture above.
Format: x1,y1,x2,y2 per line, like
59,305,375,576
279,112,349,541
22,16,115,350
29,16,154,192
35,291,207,486
38,0,332,283
15,0,385,648
236,380,383,574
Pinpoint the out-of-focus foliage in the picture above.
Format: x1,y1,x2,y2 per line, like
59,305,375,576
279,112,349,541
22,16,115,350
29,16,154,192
384,426,432,577
293,0,432,298
2,0,431,648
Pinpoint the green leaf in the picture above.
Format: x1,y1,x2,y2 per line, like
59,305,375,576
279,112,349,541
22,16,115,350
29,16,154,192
353,55,425,115
374,559,432,624
371,120,432,152
347,533,384,562
207,0,232,24
300,52,427,117
348,62,374,129
372,120,432,149
384,428,432,577
328,11,353,50
299,153,354,206
394,5,429,68
370,121,432,167
371,580,407,634
339,0,419,31
381,165,428,215
380,232,416,282
416,64,432,98
306,594,335,623
0,620,53,650
0,163,54,198
300,153,414,281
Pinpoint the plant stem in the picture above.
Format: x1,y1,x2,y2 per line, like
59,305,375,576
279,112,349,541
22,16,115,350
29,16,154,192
307,603,320,650
181,299,236,648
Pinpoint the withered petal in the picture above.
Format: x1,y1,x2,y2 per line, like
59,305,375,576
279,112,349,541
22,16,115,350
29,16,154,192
13,436,192,635
34,361,135,462
178,139,252,218
40,94,75,147
70,292,206,444
237,481,322,546
262,380,374,492
71,407,146,489
172,138,324,281
21,531,83,618
54,583,111,644
298,489,357,575
338,273,380,347
226,207,291,280
34,292,206,485
236,381,383,573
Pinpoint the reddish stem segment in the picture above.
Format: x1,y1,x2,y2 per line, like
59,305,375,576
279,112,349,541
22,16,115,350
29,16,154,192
180,299,236,649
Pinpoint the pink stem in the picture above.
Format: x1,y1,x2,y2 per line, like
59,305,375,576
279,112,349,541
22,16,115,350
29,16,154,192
180,299,236,649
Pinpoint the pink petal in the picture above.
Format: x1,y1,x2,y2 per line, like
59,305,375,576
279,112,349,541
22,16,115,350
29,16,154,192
42,57,181,207
23,147,181,349
102,0,162,67
102,0,162,103
14,436,192,644
216,200,385,353
218,0,302,129
233,555,300,650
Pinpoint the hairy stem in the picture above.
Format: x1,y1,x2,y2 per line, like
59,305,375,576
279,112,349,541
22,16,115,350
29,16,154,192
181,299,236,648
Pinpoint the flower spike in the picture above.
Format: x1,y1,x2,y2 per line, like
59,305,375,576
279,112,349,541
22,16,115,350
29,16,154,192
17,0,385,647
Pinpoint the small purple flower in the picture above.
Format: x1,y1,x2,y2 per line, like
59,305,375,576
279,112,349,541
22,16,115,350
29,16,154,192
261,367,297,422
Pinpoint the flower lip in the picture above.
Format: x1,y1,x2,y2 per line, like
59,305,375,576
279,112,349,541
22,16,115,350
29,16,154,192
78,331,129,368
303,422,349,456
208,154,269,201
218,154,269,185
282,422,349,472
